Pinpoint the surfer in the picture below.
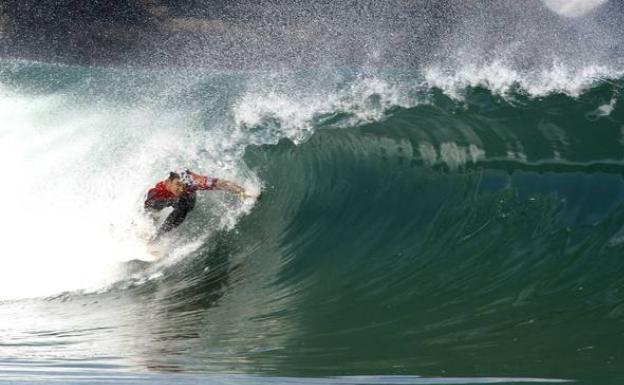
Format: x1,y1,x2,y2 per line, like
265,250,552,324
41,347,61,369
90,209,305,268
144,170,255,238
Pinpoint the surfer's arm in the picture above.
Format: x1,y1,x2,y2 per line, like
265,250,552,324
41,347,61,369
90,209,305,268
214,179,245,195
186,170,257,198
185,170,218,190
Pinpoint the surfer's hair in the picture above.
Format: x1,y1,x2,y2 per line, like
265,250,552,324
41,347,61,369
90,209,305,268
168,172,181,180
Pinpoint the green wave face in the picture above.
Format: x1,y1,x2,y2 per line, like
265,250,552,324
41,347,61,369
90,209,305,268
0,59,623,384
235,85,624,378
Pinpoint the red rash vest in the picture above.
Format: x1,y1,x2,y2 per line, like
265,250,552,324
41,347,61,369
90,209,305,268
147,181,177,201
145,172,218,204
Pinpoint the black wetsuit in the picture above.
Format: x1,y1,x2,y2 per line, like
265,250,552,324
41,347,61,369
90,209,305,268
144,190,197,237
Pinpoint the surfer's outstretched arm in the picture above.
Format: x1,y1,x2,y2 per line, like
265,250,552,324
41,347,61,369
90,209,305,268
214,179,244,194
215,179,259,198
185,170,258,198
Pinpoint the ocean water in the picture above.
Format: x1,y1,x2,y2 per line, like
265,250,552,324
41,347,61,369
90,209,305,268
1,1,624,384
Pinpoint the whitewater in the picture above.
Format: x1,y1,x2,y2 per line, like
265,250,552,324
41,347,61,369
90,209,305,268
1,0,624,384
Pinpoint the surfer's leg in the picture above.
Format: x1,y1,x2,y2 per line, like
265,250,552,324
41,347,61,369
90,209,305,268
157,193,197,236
144,201,167,231
144,199,167,219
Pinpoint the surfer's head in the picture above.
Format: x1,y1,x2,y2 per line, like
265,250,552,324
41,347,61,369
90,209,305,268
165,172,184,196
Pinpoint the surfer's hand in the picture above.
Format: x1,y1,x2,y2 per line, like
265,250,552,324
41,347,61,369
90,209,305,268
239,191,260,200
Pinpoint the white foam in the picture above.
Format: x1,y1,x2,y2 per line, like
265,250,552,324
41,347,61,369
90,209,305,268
233,75,418,144
425,61,621,99
0,81,260,300
584,96,618,122
0,93,165,299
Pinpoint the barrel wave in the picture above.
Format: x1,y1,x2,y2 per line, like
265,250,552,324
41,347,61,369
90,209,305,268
236,79,624,378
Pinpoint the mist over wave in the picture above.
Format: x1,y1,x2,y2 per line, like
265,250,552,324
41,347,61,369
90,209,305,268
2,0,623,71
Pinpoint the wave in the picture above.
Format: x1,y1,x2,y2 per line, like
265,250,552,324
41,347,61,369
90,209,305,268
2,0,624,380
1,58,624,380
0,59,622,297
204,81,624,375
